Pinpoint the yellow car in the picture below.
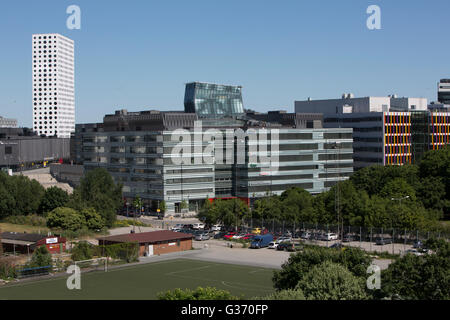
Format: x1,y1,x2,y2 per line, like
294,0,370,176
252,228,262,235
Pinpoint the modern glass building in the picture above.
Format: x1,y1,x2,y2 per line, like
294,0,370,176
184,82,244,118
72,109,353,214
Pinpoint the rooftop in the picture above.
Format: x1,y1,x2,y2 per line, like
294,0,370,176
97,230,194,244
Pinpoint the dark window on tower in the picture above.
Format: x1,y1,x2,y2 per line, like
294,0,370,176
5,146,12,154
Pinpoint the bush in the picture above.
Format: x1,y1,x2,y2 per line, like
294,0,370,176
46,207,86,231
272,246,371,290
157,287,239,300
81,207,106,230
381,239,450,299
296,261,368,300
254,289,305,300
97,242,139,263
29,245,52,268
71,241,94,262
0,256,18,279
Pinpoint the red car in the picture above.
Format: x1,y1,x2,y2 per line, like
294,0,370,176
241,234,255,240
223,232,236,239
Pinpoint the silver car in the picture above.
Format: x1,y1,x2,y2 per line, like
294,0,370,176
194,232,210,241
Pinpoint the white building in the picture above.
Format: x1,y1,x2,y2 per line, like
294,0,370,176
295,94,429,169
0,116,18,128
32,33,75,138
295,94,427,114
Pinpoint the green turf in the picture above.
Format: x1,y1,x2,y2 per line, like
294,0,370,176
0,259,275,300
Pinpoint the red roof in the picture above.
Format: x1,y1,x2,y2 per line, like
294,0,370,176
97,230,193,244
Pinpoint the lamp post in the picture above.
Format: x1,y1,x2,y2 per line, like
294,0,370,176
391,195,409,253
331,142,342,243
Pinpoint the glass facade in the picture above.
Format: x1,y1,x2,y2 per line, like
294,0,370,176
184,82,244,118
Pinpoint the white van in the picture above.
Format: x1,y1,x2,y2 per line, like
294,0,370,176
192,223,205,230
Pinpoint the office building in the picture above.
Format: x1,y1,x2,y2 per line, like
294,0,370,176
296,95,450,169
73,109,353,214
32,33,75,138
438,79,450,105
184,82,244,118
0,116,18,128
0,128,70,170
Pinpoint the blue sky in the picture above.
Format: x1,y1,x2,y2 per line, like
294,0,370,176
1,0,449,127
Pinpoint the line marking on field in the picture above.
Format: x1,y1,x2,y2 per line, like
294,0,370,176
165,265,211,276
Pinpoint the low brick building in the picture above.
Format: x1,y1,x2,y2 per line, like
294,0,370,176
97,230,193,257
0,232,66,254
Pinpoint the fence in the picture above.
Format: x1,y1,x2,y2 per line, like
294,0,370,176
16,265,53,279
233,219,450,245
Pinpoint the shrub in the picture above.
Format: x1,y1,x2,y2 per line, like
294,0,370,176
297,261,368,300
0,256,18,279
272,246,371,290
97,242,139,263
46,207,86,231
71,241,94,262
29,245,52,268
157,287,239,300
254,289,305,300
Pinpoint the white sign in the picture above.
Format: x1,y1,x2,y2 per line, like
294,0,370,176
168,242,176,246
46,237,58,244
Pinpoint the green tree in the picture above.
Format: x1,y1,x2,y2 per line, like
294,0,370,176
46,207,86,231
296,261,368,300
0,183,15,220
197,199,216,225
381,249,450,299
74,168,123,227
157,287,239,300
38,186,69,214
30,245,52,268
273,246,371,291
71,241,93,261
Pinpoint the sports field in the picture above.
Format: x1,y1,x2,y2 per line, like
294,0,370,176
0,259,275,300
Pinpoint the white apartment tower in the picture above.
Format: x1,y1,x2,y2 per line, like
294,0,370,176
32,33,75,138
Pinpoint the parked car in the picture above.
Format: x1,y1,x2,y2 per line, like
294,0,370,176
192,223,205,230
182,224,194,230
342,234,356,242
194,231,210,241
322,233,339,241
251,227,262,234
413,240,423,249
276,236,292,244
213,231,227,239
223,232,236,239
232,233,246,239
405,249,423,256
171,223,184,231
276,242,293,251
241,234,255,240
300,232,312,239
375,237,393,245
268,241,278,249
250,233,274,249
210,225,223,231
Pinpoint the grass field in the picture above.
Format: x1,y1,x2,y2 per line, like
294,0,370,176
0,259,275,300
